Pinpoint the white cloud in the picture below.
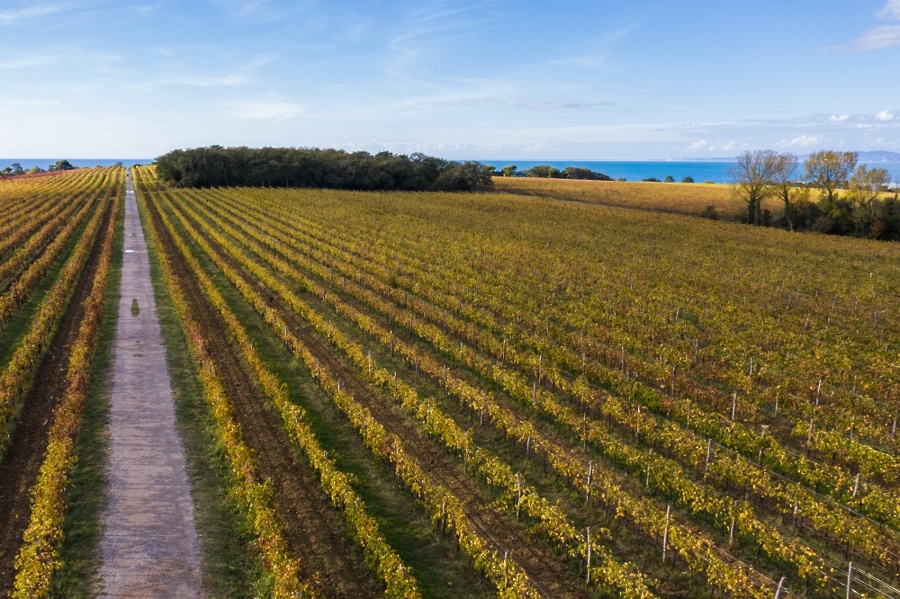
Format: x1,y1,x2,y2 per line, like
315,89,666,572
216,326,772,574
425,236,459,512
0,3,69,24
546,24,640,70
784,135,821,148
0,52,66,69
831,2,900,51
685,139,738,153
828,114,849,122
875,110,895,121
848,25,900,49
877,0,900,19
0,98,62,112
387,0,503,76
222,98,304,121
166,73,249,87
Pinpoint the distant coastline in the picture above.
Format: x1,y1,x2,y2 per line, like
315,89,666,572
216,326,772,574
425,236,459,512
479,159,900,185
4,155,899,186
0,158,153,171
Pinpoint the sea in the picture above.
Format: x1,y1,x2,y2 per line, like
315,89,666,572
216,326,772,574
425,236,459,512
0,158,153,171
4,157,900,186
479,160,900,185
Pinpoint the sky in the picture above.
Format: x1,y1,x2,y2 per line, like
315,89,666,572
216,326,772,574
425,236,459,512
1,0,899,160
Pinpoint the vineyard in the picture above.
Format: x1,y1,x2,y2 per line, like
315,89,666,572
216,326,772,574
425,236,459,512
1,163,898,597
0,167,121,595
129,165,898,598
492,176,783,221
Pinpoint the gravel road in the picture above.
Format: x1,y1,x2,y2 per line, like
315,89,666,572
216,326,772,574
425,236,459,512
98,170,203,598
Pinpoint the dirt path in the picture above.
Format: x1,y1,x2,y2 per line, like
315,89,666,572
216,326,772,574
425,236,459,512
98,171,203,597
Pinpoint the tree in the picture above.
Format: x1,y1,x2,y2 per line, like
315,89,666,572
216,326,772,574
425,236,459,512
847,164,891,206
771,152,801,231
731,150,778,225
847,165,891,236
526,165,560,178
155,146,493,192
500,165,518,177
558,166,611,181
664,175,675,183
10,162,24,175
682,176,694,183
804,150,857,205
49,159,75,172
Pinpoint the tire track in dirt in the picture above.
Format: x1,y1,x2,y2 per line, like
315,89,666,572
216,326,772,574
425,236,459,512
165,191,588,598
0,198,113,596
144,192,382,598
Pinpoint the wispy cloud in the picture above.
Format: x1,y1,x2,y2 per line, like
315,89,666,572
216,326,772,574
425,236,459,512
0,98,62,112
877,0,900,19
222,98,304,121
205,0,317,24
397,96,614,111
164,73,250,87
832,1,900,50
387,0,502,75
132,3,163,17
130,55,275,91
828,114,850,122
0,3,70,24
842,25,900,50
546,23,640,70
875,110,895,121
0,52,66,69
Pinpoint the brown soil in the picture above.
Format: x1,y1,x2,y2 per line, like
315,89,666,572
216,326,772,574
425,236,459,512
161,193,588,598
0,198,113,596
144,195,383,597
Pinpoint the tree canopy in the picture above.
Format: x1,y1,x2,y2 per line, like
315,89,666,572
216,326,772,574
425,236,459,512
520,165,612,180
731,150,779,225
804,150,857,205
727,149,898,239
154,146,493,192
49,159,75,172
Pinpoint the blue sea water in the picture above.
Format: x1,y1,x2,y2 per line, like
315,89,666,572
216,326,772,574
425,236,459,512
4,157,900,186
480,160,900,185
0,158,152,171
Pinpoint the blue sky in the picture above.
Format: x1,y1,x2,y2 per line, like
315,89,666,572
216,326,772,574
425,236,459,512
1,0,899,160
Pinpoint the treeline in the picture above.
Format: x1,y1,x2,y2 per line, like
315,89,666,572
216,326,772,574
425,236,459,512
0,160,75,177
155,146,493,192
495,164,612,180
731,150,900,241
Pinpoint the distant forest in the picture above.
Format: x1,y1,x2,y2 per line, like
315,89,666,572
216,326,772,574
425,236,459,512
155,146,494,192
